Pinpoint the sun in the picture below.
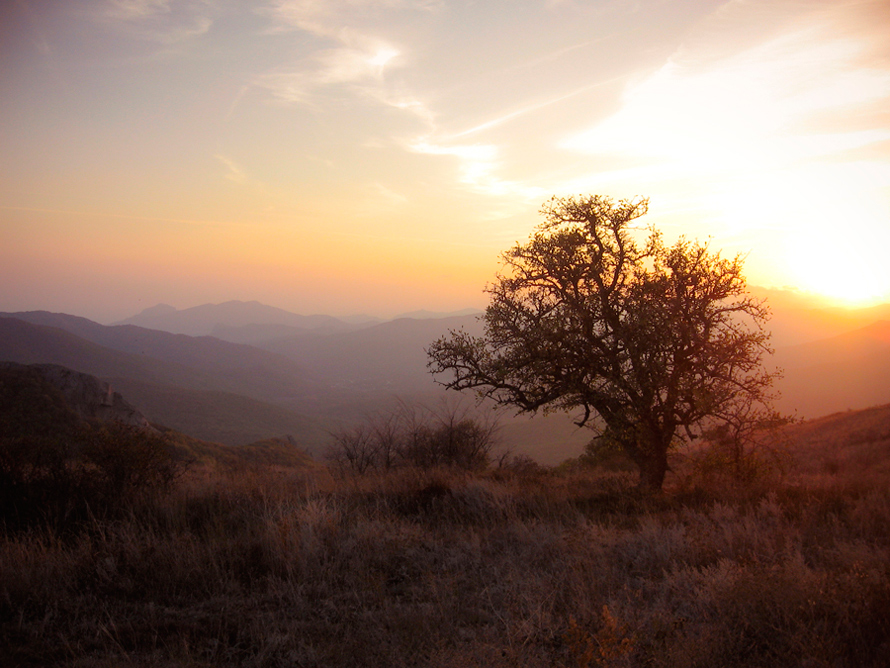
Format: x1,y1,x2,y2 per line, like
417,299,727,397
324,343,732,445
785,234,890,308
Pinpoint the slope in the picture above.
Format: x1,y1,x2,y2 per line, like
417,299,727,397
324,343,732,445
111,377,332,452
773,320,890,418
263,314,485,394
0,311,327,404
0,318,331,449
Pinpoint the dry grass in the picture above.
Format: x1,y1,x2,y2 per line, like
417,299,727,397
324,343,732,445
3,430,890,667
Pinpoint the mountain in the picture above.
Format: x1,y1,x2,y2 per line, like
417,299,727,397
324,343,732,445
7,292,890,465
0,362,317,473
747,287,890,347
0,316,333,450
392,308,484,320
109,377,332,451
0,361,153,431
773,320,890,418
261,314,485,394
0,317,203,389
0,311,326,404
115,300,352,337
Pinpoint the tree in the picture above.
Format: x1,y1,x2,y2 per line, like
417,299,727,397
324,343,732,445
427,195,781,491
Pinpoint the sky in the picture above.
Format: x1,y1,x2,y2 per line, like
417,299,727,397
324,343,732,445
1,0,889,323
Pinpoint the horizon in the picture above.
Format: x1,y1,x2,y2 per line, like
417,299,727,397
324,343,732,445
1,283,884,327
2,0,889,319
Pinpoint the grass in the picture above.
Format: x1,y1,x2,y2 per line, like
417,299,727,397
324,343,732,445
3,422,890,667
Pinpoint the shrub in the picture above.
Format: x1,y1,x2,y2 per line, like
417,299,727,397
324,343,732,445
1,422,186,533
326,401,501,474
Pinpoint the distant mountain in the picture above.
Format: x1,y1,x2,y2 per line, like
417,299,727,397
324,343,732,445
0,316,334,450
773,320,890,418
0,317,202,389
393,308,484,320
747,287,890,347
0,311,326,403
210,321,374,346
7,293,890,464
115,300,352,337
261,314,485,394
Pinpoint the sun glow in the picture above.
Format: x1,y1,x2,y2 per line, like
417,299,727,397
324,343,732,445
785,233,890,307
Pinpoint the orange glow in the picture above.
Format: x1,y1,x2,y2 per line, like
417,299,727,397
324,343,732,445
786,234,890,308
0,0,888,321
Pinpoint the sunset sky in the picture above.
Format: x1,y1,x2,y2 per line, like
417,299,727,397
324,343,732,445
2,0,889,322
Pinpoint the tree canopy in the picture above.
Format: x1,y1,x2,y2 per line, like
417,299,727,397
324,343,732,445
427,195,781,490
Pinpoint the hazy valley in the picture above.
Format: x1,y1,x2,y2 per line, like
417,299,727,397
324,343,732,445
2,292,890,464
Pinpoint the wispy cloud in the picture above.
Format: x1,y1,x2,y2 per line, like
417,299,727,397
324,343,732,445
255,11,406,107
104,0,171,21
98,0,212,44
558,0,890,192
215,154,247,183
408,138,544,199
263,0,440,38
550,0,890,296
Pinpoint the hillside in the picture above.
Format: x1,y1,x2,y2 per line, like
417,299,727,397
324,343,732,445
0,311,327,403
5,397,889,668
0,317,332,450
0,362,316,474
5,296,890,463
111,377,332,453
262,314,485,393
777,402,890,481
773,320,890,418
0,317,207,389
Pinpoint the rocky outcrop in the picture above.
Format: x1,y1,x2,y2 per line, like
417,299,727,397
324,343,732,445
0,362,154,430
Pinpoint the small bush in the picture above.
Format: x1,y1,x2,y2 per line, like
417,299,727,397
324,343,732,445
326,401,501,474
1,423,186,533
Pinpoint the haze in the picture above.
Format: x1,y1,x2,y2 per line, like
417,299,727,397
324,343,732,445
2,0,889,323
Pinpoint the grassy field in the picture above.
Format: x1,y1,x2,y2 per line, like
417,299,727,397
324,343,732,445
2,409,890,667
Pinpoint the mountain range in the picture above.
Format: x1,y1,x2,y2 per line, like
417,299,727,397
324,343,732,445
2,293,890,464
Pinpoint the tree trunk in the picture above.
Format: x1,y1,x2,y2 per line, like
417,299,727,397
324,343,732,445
637,444,669,492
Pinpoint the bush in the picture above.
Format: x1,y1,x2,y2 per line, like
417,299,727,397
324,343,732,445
326,401,501,474
0,422,186,533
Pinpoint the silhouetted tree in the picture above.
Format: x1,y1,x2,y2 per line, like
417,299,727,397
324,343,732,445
428,195,781,491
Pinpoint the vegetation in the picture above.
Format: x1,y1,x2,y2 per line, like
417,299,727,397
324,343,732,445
3,403,890,667
429,195,783,491
325,401,501,474
0,365,186,533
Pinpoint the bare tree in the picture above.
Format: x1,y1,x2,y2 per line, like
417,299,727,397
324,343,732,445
325,424,379,475
428,195,783,491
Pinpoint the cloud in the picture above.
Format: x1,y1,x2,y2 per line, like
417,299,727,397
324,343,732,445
104,0,171,21
98,0,213,44
264,0,439,38
256,41,401,106
408,137,544,200
547,0,890,298
255,2,409,107
215,154,246,183
409,139,501,192
560,0,890,174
